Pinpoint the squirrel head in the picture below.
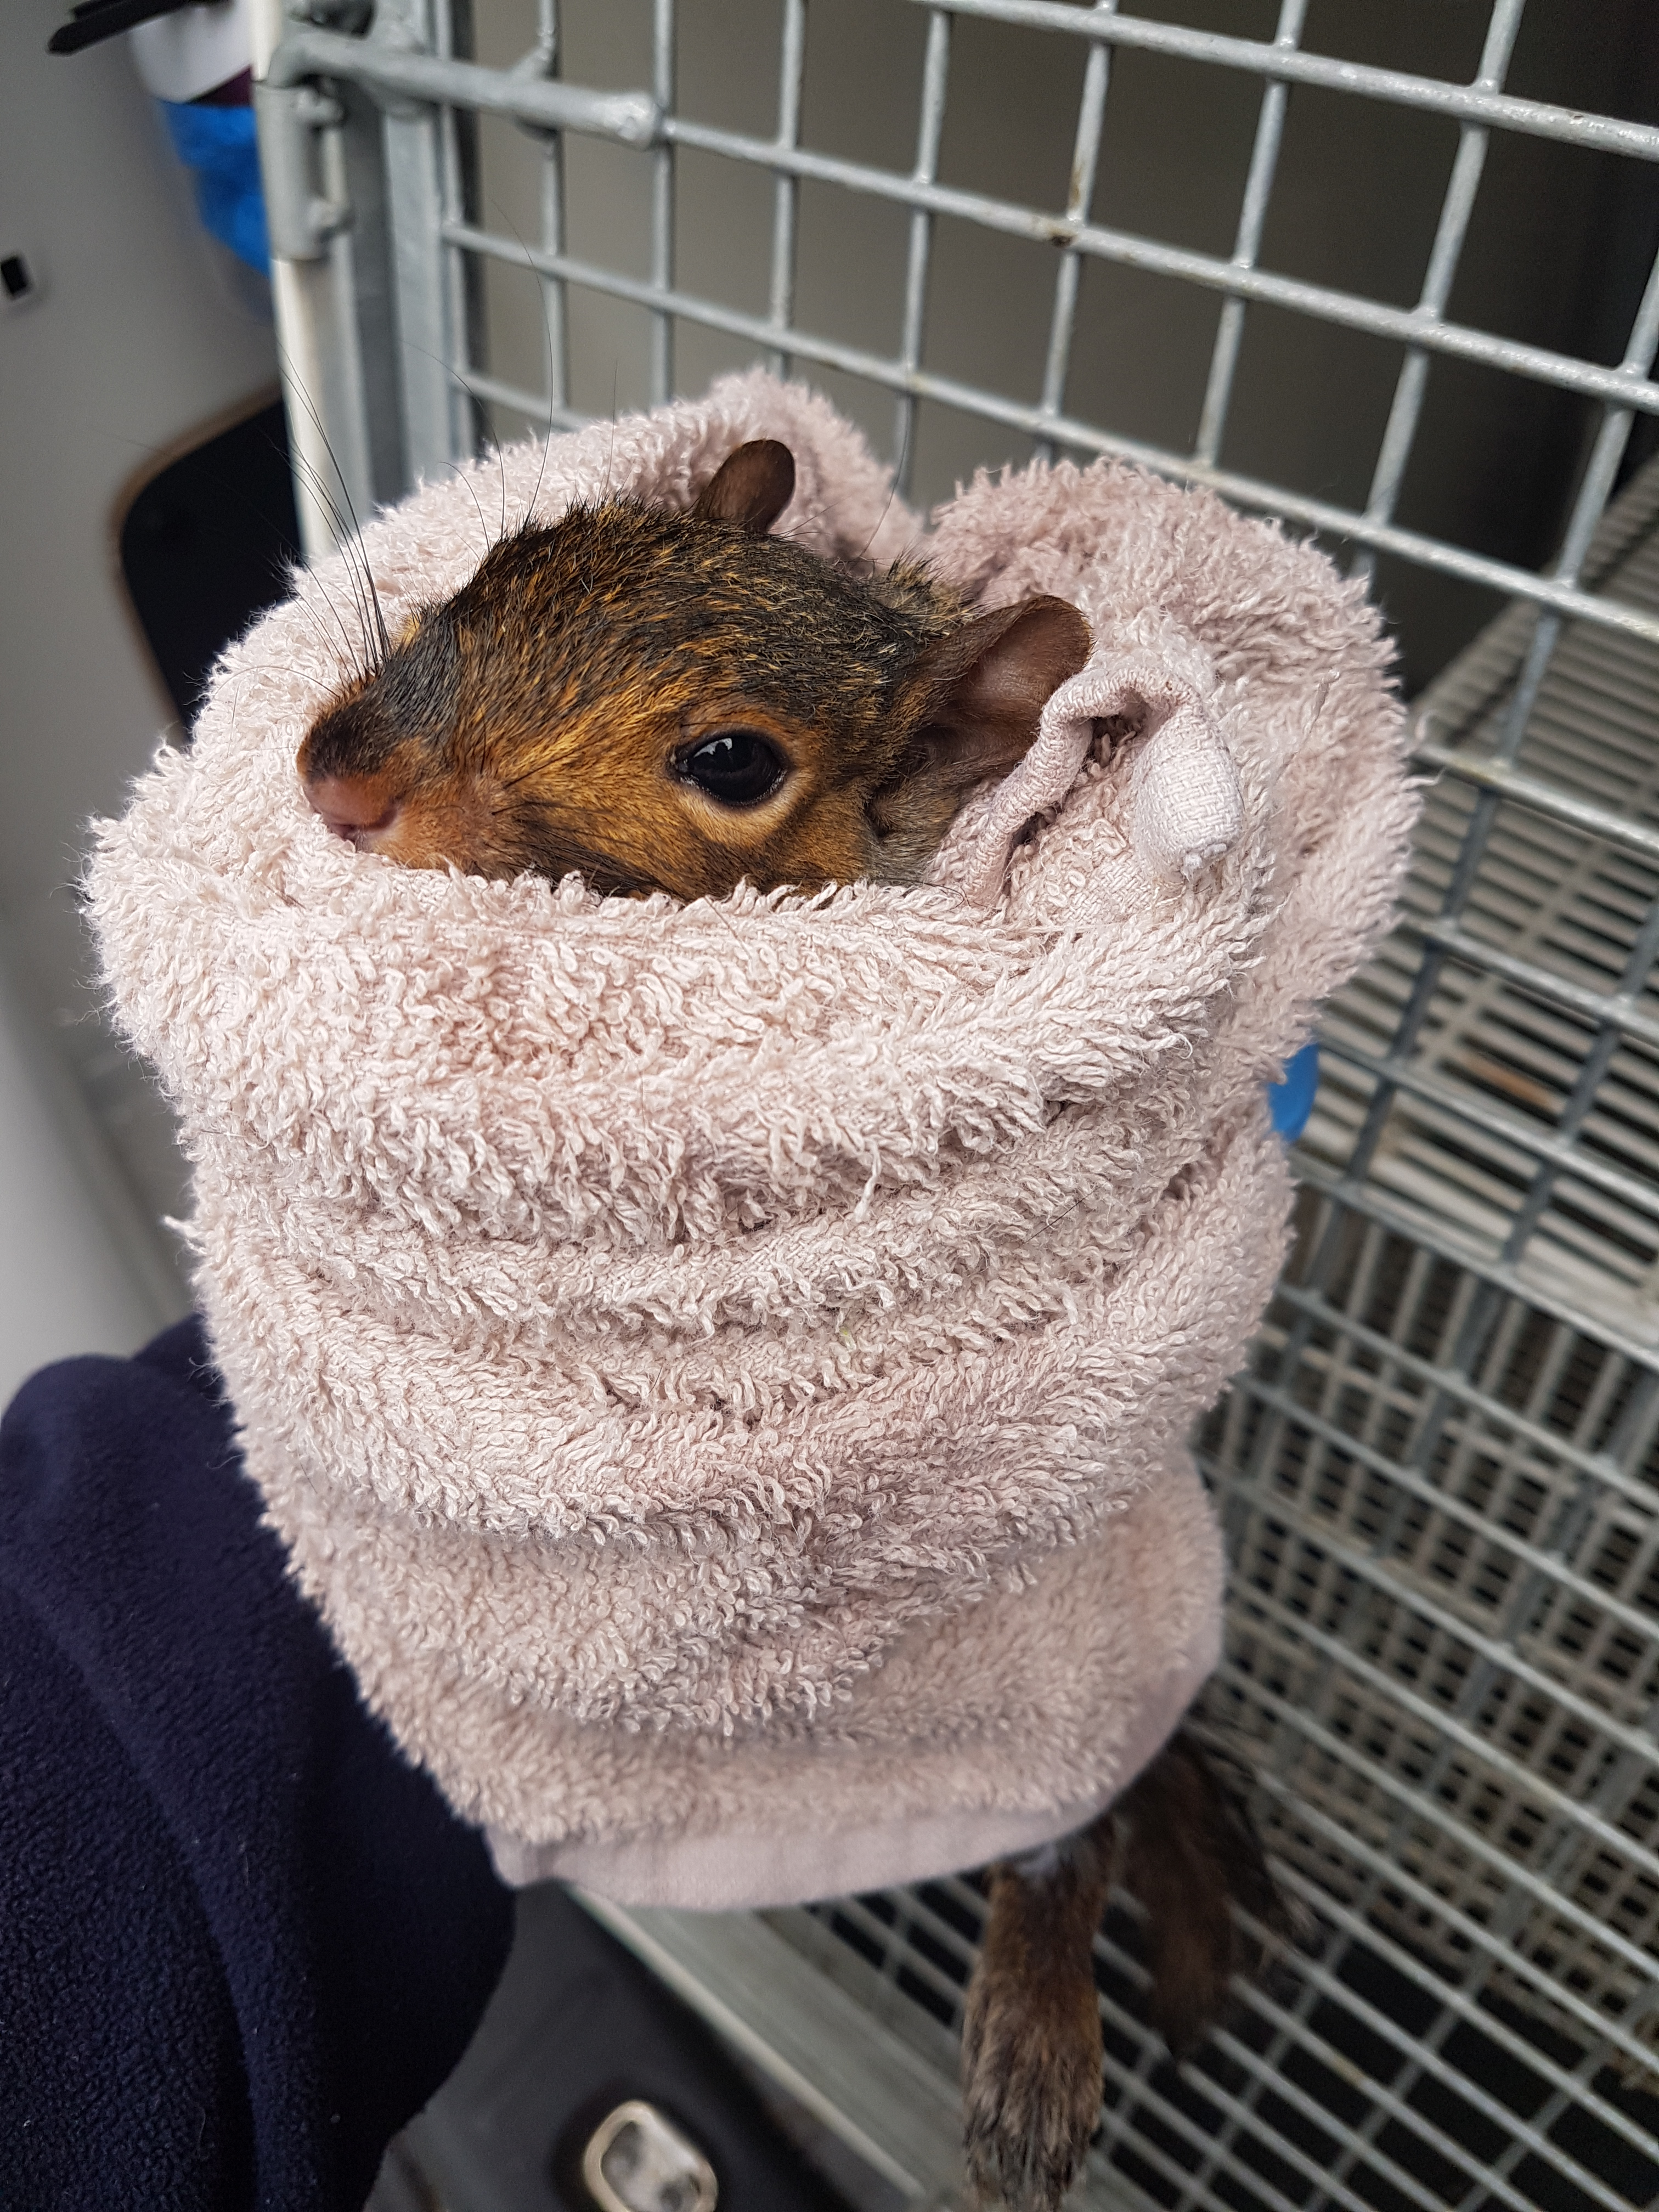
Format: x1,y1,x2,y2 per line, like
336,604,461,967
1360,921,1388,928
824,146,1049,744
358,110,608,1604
297,439,1090,901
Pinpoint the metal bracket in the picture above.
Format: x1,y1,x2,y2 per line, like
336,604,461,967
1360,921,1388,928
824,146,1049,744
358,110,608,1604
288,0,371,29
254,79,351,261
508,44,562,145
261,24,661,139
256,14,659,260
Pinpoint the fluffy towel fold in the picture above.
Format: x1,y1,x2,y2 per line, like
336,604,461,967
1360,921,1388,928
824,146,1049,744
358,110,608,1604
89,371,1414,1910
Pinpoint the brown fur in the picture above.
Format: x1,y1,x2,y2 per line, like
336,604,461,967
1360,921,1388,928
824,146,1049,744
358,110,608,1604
297,440,1090,900
963,1824,1115,2212
962,1729,1287,2211
1116,1731,1285,2060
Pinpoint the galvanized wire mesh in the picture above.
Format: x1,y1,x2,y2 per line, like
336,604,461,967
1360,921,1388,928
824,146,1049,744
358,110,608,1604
259,2,1659,2204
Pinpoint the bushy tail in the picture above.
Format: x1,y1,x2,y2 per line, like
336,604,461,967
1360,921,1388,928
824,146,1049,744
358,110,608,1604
1116,1728,1289,2061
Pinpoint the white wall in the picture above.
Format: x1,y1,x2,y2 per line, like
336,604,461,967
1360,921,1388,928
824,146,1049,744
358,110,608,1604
1,0,280,1376
0,934,177,1404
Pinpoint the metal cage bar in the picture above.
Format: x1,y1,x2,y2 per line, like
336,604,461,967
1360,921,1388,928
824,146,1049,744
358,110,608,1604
893,7,950,494
1349,0,1525,585
907,0,1659,161
649,0,675,406
1191,0,1305,469
431,213,1659,642
259,9,1659,629
640,114,1659,417
533,0,572,419
1031,1,1114,462
765,0,806,379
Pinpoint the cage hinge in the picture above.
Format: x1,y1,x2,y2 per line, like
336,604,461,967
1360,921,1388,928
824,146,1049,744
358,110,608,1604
253,75,351,261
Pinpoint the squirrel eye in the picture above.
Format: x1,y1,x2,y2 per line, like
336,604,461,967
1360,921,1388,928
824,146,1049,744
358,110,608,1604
676,730,789,807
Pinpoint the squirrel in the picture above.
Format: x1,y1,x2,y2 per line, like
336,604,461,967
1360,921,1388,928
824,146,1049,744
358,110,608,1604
296,438,1286,2212
297,437,1088,900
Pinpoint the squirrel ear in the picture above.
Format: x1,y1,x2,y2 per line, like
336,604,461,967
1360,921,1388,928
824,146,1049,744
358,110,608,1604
909,595,1092,791
692,439,797,534
867,596,1091,868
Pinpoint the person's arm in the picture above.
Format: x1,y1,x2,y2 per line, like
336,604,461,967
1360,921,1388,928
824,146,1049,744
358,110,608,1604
0,1317,514,2210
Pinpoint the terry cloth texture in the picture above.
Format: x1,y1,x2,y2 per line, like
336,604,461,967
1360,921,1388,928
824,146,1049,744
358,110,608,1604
88,371,1416,1911
0,1318,513,2211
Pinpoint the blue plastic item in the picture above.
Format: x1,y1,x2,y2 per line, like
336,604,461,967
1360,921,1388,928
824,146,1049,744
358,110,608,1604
1267,1039,1319,1141
160,101,269,276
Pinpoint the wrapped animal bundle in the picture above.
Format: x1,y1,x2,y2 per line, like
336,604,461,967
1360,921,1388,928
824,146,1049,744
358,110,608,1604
89,373,1414,1909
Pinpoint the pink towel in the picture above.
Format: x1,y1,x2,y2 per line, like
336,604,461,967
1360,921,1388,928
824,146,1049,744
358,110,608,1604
89,373,1414,1909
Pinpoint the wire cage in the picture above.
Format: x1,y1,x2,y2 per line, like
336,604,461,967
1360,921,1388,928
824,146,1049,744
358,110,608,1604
252,3,1659,2206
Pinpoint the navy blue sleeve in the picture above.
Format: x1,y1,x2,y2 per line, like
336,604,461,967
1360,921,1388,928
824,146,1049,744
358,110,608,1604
0,1317,515,2212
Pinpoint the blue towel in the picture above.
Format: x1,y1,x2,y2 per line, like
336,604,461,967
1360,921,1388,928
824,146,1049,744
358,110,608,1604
0,1318,513,2209
161,101,270,275
1267,1039,1319,1142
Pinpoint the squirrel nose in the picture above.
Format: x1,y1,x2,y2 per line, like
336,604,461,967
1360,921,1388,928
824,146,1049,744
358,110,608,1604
306,773,402,849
